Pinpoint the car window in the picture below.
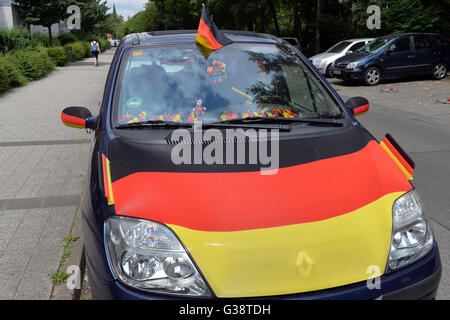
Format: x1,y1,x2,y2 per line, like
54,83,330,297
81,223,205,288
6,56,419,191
429,35,445,48
326,41,352,53
414,36,433,50
356,38,390,53
113,43,343,125
388,37,412,53
348,42,365,52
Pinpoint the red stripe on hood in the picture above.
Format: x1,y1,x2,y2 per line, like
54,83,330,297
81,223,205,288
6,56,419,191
112,140,411,232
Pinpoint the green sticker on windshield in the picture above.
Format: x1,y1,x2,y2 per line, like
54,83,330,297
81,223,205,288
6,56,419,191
127,97,142,108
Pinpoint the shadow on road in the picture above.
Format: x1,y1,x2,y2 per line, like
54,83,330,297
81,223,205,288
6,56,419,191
68,61,111,67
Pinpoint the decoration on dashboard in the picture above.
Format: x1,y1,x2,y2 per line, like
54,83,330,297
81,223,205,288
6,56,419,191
220,111,238,121
207,60,227,84
261,107,297,118
188,100,206,123
166,112,183,123
119,110,148,124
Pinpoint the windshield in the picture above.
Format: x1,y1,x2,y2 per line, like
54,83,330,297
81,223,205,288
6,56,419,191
326,41,352,53
113,43,343,126
356,38,391,53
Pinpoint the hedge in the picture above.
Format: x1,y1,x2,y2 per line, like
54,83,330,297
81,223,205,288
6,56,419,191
64,41,91,61
0,54,27,93
1,31,111,94
0,26,32,53
47,46,68,67
8,46,55,81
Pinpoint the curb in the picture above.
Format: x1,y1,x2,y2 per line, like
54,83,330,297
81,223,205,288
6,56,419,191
51,201,87,300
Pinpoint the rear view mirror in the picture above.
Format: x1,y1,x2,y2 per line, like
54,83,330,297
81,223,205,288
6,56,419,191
346,50,353,55
61,106,97,129
346,97,370,116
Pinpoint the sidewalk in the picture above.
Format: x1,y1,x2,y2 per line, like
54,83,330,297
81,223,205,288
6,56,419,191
0,49,114,299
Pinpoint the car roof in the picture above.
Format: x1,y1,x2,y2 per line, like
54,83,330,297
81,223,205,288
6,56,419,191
346,38,375,42
378,32,443,40
121,30,280,48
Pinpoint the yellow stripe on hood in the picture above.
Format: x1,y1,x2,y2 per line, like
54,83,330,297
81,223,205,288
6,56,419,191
169,192,403,298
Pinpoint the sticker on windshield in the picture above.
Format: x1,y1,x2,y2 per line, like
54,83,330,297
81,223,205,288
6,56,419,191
133,50,143,56
127,97,143,108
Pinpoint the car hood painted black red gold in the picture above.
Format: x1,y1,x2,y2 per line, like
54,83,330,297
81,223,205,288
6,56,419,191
107,126,412,298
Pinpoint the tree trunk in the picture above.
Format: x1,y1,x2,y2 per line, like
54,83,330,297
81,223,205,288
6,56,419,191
291,0,302,45
268,0,280,36
48,25,53,47
260,0,266,33
315,0,321,54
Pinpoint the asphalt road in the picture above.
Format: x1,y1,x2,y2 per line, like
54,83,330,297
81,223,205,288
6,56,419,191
330,76,450,299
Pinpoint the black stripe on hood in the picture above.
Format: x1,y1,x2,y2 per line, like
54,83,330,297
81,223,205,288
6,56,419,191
109,126,374,182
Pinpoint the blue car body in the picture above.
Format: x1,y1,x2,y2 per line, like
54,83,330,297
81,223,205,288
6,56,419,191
332,33,449,85
78,31,442,300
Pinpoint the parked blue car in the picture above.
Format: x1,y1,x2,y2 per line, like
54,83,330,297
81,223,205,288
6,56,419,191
332,33,449,85
61,30,441,300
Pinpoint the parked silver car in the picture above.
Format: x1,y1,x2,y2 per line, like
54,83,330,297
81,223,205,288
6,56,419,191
309,38,374,77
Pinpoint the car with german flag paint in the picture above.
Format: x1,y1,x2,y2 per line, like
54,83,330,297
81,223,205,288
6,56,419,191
61,30,441,300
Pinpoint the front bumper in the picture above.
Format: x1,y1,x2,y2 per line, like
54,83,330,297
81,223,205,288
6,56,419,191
87,242,441,300
311,61,328,75
332,66,365,81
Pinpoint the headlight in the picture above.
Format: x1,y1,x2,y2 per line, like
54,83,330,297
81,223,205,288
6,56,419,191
105,216,212,297
386,190,434,272
346,61,359,69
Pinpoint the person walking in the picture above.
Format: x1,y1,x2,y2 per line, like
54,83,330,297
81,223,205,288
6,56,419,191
91,39,101,67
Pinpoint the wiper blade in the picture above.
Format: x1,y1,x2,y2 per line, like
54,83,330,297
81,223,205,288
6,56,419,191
216,117,344,126
116,120,192,129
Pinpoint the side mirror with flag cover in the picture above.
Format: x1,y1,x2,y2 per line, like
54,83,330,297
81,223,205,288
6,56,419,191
345,97,370,116
61,106,97,130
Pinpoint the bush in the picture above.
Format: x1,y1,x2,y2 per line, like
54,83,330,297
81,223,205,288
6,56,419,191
64,41,90,61
97,38,111,51
31,33,61,47
47,46,68,66
0,26,32,53
57,32,79,45
8,46,54,81
0,54,27,93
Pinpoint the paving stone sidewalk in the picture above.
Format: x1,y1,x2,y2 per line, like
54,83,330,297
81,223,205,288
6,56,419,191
0,50,114,299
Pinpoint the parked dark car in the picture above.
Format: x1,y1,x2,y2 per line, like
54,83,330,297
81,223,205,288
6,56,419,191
61,30,441,300
332,33,449,85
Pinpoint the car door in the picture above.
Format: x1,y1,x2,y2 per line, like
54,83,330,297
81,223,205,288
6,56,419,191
382,36,415,77
412,35,436,74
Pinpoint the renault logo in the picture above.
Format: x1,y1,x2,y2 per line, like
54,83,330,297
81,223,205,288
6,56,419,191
296,251,314,277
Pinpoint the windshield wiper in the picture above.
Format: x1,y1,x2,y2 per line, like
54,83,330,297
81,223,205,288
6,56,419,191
117,119,292,131
116,120,193,129
215,117,344,127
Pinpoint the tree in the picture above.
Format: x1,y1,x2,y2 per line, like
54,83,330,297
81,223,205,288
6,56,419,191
315,0,321,53
20,0,71,46
119,2,158,38
72,0,109,35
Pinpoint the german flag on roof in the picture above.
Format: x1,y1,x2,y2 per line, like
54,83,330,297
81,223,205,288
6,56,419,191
196,5,232,59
